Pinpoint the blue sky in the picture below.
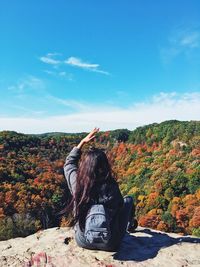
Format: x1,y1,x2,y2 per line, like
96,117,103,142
0,0,200,133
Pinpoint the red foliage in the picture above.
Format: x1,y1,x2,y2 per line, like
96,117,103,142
139,214,160,229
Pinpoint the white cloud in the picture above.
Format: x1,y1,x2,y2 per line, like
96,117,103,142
43,70,55,75
66,57,99,69
40,57,60,65
8,76,45,93
39,53,61,65
65,57,110,75
59,71,67,76
40,54,110,75
10,105,45,116
46,52,61,57
0,92,200,134
160,27,200,64
58,71,73,80
46,95,89,110
43,70,74,80
180,32,199,48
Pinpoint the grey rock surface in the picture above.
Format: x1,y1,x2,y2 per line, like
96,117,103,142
0,226,200,267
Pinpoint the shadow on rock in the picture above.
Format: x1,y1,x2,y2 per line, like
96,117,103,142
113,228,200,262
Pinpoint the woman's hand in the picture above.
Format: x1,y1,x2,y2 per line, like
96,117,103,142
77,127,100,149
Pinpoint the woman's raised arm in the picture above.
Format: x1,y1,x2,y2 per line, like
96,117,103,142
76,127,100,150
64,127,100,195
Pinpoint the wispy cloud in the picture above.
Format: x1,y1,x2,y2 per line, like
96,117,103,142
43,70,55,75
10,105,45,116
8,75,45,94
39,53,110,76
40,56,60,65
39,53,61,65
65,57,110,75
160,27,200,64
43,70,74,80
1,92,199,133
46,95,89,110
66,57,99,69
179,31,199,48
59,71,67,76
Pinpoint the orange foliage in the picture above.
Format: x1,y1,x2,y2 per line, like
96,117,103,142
189,207,200,228
139,214,160,229
1,123,200,238
146,192,159,207
191,149,200,156
175,209,189,228
157,221,168,232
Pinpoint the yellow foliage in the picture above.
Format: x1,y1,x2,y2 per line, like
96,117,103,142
172,197,181,204
148,208,163,216
138,195,146,201
195,189,200,200
148,209,157,215
183,194,198,206
128,186,139,195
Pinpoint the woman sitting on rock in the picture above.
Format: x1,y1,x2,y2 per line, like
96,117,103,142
61,127,137,251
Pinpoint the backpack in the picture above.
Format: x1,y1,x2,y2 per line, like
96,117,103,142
84,204,111,244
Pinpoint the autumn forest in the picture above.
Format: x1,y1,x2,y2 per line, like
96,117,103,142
0,120,200,240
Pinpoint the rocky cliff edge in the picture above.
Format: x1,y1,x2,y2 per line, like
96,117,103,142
0,226,200,267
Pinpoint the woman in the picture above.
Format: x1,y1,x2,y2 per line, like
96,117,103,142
62,127,136,251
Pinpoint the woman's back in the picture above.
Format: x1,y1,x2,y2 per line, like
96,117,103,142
61,128,136,251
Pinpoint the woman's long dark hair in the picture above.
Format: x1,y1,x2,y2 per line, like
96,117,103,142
57,147,115,230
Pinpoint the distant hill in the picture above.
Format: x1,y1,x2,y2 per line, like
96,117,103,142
0,120,199,240
128,120,200,144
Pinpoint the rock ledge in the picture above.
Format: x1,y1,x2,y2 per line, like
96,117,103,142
0,226,200,267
